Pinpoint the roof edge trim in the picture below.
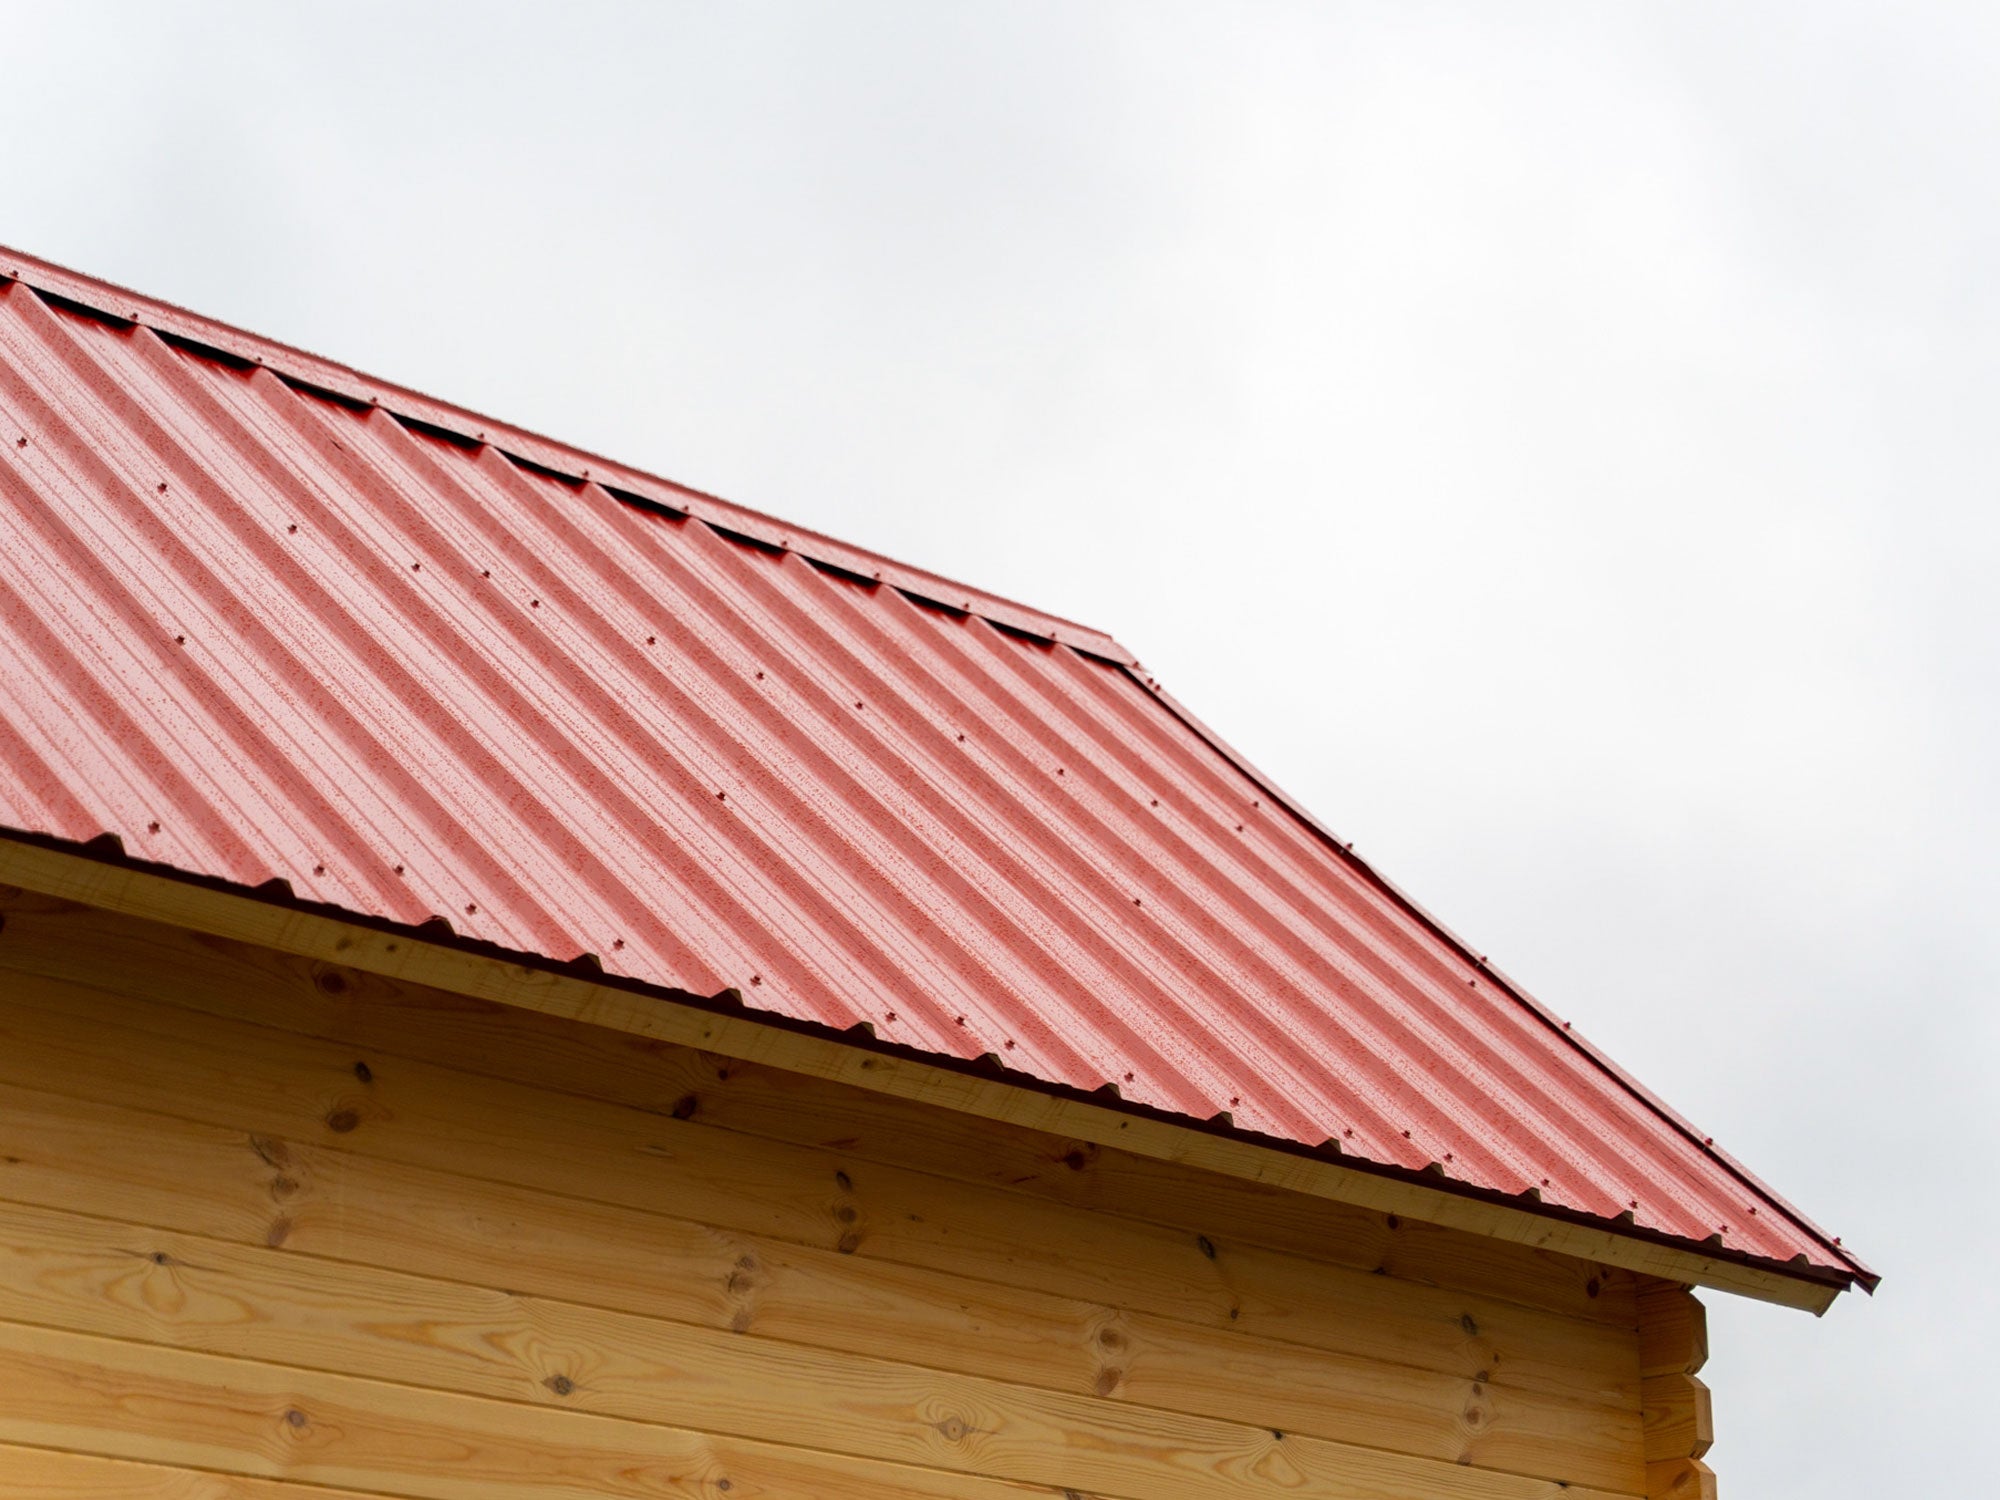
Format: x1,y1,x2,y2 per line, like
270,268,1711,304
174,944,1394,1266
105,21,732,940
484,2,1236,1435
0,247,1132,664
1126,668,1876,1289
0,830,1874,1311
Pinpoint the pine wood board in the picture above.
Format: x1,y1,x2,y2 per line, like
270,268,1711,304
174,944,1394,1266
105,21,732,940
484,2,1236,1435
0,1196,1646,1493
0,961,1645,1411
0,890,1632,1328
0,1443,395,1499
0,1319,1072,1500
0,839,1849,1314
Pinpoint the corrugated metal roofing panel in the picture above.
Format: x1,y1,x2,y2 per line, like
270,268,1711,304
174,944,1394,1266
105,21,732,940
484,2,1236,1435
0,249,1872,1292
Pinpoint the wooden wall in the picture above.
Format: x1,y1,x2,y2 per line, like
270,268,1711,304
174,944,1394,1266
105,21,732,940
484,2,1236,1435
0,887,1684,1499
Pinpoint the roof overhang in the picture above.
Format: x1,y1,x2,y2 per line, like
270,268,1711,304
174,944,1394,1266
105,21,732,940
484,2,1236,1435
0,830,1865,1314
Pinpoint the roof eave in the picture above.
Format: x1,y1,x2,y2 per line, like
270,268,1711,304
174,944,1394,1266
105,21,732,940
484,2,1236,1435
0,829,1875,1312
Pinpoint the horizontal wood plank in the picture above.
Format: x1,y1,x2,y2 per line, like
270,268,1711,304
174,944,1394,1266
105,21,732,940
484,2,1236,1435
0,1318,1646,1500
0,1319,1067,1500
0,844,1848,1314
0,1197,1645,1492
0,1079,1643,1480
0,891,1631,1327
0,1443,394,1499
0,961,1644,1411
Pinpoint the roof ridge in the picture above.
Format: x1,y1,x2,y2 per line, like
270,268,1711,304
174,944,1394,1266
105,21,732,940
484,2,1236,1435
0,245,1131,664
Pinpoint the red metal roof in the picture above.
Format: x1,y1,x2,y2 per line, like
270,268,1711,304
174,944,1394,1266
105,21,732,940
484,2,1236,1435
0,248,1872,1294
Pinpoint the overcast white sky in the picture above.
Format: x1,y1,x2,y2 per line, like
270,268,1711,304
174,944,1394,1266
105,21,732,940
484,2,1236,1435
5,3,1991,1492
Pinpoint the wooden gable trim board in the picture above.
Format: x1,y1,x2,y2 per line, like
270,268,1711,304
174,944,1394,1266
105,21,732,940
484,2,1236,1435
0,832,1842,1315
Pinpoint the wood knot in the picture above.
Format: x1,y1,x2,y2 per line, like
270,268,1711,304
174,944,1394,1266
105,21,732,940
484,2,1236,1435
1585,1277,1602,1298
265,1216,293,1248
352,1060,373,1084
1196,1234,1217,1260
1094,1368,1123,1396
1096,1327,1125,1352
315,970,348,995
933,1415,971,1443
284,1408,308,1429
1060,1142,1098,1171
248,1135,291,1170
1459,1313,1479,1337
544,1374,575,1397
324,1109,360,1134
834,1204,858,1225
268,1176,300,1202
671,1094,699,1120
1385,1213,1401,1230
835,1231,862,1255
148,1250,176,1267
834,1169,853,1193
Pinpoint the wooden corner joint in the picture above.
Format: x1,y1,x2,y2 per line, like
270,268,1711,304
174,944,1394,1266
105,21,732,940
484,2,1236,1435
1647,1457,1718,1500
1640,1280,1715,1497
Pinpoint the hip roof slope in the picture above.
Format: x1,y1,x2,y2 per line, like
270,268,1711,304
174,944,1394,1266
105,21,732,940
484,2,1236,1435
0,247,1872,1296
